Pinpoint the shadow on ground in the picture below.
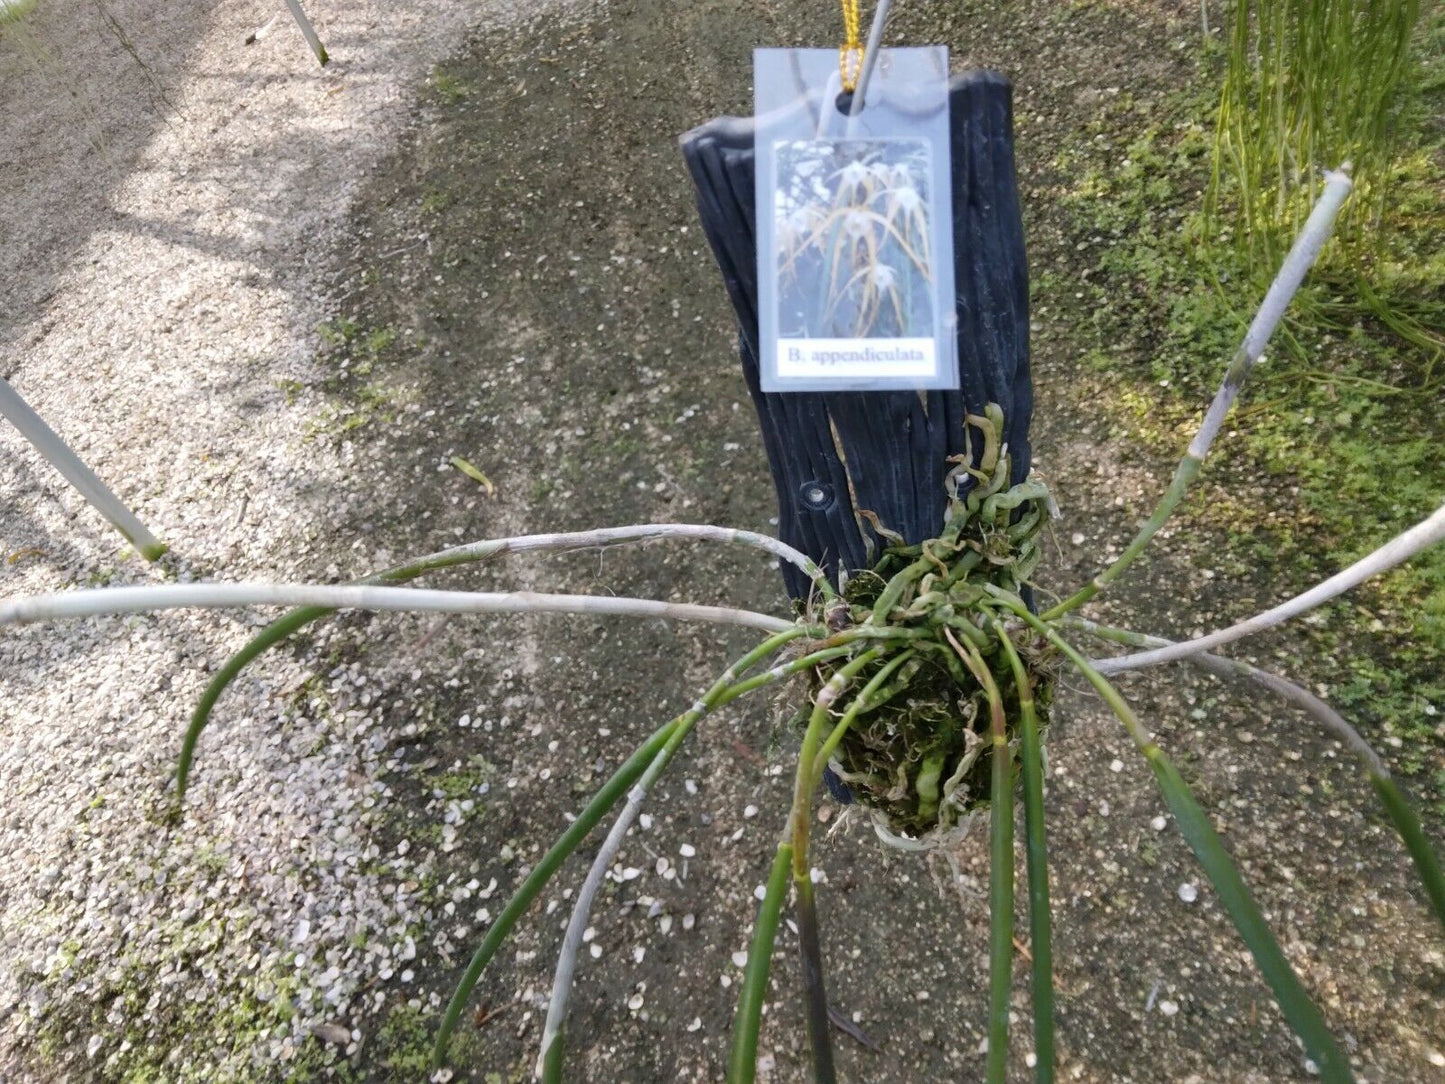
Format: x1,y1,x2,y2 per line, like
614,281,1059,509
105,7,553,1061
184,0,1444,1080
1,0,224,354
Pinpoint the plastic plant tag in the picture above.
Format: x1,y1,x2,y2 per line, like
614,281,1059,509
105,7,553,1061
755,47,956,392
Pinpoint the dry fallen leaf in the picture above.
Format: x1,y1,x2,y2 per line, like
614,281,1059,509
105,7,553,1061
449,455,496,497
311,1023,351,1046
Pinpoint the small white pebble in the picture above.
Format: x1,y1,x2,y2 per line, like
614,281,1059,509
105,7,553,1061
1150,815,1167,831
679,843,696,858
684,779,698,795
731,951,748,968
633,946,646,964
658,915,673,935
639,813,653,830
743,804,759,819
915,990,930,1002
1109,758,1123,773
621,867,641,882
1178,883,1198,904
589,944,602,959
687,1017,702,1033
1070,532,1086,545
753,885,766,901
682,913,696,931
1159,999,1179,1017
627,993,644,1011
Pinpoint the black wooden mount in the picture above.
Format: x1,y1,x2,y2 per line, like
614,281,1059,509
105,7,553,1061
681,70,1033,600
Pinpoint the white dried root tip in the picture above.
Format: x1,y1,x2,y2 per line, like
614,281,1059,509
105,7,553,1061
1044,487,1063,524
869,809,978,853
815,677,848,710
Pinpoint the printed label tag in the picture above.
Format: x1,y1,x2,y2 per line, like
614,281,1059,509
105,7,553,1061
755,47,956,392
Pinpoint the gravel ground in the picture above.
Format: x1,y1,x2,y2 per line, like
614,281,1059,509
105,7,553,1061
0,1,581,1079
2,0,1442,1082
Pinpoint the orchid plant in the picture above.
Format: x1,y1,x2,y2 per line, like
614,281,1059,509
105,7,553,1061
3,166,1442,1084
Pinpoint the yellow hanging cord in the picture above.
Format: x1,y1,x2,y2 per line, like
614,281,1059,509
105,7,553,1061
839,0,864,93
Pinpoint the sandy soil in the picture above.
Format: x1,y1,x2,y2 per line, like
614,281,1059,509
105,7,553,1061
1,0,1440,1081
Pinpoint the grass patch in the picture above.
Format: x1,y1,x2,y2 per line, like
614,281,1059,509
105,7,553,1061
1045,19,1445,802
0,0,39,24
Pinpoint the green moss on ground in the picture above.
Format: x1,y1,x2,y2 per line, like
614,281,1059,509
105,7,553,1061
31,913,352,1083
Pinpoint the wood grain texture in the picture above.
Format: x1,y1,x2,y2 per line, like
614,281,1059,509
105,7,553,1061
681,70,1032,598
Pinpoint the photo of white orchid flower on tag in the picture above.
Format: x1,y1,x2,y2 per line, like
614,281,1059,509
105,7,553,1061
754,47,955,391
775,138,934,343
